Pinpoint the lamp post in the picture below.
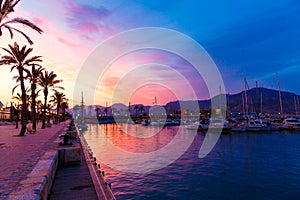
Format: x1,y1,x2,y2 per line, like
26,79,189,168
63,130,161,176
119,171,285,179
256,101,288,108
15,104,19,129
10,102,13,122
14,102,21,129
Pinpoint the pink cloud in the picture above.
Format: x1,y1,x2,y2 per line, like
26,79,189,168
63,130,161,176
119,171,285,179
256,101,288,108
64,0,112,42
57,37,82,48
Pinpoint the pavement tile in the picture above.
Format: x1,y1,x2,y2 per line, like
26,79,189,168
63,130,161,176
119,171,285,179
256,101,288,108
0,122,67,199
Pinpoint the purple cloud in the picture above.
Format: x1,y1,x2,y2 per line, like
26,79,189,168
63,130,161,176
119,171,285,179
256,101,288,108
64,0,111,41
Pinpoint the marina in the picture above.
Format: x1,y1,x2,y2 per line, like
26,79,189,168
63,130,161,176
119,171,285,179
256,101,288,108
83,123,300,199
1,0,300,199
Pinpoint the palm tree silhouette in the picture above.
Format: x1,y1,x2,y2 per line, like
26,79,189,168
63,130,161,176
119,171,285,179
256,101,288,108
49,91,67,123
60,101,69,121
26,64,43,131
38,70,63,129
134,105,139,117
139,105,144,116
0,0,43,45
11,64,43,131
95,107,100,119
0,42,42,136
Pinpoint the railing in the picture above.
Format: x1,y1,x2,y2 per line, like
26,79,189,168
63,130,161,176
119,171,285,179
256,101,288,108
76,125,116,200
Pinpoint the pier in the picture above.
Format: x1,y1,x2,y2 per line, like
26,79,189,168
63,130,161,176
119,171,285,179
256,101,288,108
0,121,115,199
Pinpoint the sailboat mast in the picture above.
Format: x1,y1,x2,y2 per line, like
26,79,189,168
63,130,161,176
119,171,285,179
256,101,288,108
297,95,299,117
242,92,245,117
227,93,230,117
219,85,222,110
276,73,283,115
260,91,263,114
244,77,248,116
294,96,297,116
256,81,258,114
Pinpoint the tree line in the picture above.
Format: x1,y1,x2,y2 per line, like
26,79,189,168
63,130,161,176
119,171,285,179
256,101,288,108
0,0,69,136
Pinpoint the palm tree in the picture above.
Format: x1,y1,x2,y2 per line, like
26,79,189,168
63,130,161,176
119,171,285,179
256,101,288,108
139,105,144,116
12,90,30,121
72,104,80,120
95,107,100,119
26,64,43,130
104,107,108,117
36,99,42,122
0,42,42,136
38,70,63,129
0,0,43,45
49,91,66,123
12,87,31,107
12,65,43,131
134,105,139,117
60,101,69,121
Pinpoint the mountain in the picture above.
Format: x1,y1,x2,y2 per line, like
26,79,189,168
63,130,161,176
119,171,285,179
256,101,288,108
73,87,300,116
227,87,299,114
165,87,299,114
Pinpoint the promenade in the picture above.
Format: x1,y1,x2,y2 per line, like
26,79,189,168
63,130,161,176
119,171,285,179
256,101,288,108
0,122,67,199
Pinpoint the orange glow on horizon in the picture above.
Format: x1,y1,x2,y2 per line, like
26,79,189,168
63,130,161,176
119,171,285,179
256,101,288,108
129,84,178,106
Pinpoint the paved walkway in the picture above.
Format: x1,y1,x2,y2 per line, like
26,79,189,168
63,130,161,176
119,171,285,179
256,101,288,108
0,122,67,199
49,146,98,200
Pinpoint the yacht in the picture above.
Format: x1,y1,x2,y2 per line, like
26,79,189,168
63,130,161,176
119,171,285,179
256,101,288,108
231,122,247,132
246,120,262,132
208,119,232,134
283,117,300,131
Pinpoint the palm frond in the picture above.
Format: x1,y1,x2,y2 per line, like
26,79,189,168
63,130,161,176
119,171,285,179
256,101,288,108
1,46,15,58
1,0,42,45
3,17,43,33
12,75,20,81
3,25,13,38
24,56,42,65
9,26,34,45
23,68,31,76
12,83,20,95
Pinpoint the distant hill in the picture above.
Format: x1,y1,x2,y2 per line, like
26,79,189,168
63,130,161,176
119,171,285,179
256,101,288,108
74,87,300,116
226,87,299,114
164,87,299,114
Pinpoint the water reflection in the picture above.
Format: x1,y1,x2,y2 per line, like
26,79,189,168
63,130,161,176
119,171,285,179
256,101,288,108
83,124,300,200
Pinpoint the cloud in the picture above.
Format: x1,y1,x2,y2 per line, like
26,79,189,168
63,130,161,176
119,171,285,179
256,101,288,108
64,0,111,42
57,37,82,48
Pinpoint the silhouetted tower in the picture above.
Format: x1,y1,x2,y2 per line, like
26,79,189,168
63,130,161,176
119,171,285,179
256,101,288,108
80,92,85,119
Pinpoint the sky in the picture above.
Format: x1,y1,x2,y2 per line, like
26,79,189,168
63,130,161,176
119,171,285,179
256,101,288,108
0,0,299,107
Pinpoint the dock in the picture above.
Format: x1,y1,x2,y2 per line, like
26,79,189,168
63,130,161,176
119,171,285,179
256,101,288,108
0,121,115,200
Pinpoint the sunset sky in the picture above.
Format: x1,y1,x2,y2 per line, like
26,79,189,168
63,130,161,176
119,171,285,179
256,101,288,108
0,0,299,107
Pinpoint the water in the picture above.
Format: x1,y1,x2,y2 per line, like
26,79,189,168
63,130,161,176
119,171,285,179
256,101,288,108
83,124,300,199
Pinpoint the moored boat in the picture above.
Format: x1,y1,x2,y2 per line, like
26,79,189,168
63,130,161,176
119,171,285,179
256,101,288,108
283,117,300,131
231,123,247,132
246,120,262,132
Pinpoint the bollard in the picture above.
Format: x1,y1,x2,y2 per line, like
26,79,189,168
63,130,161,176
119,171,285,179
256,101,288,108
105,181,112,189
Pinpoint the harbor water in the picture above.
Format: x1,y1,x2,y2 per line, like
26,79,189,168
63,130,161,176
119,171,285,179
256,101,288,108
83,124,300,199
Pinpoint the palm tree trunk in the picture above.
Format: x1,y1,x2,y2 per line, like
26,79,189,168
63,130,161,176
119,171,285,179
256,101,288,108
31,83,37,131
19,69,27,136
42,89,48,129
62,108,66,121
57,102,60,123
